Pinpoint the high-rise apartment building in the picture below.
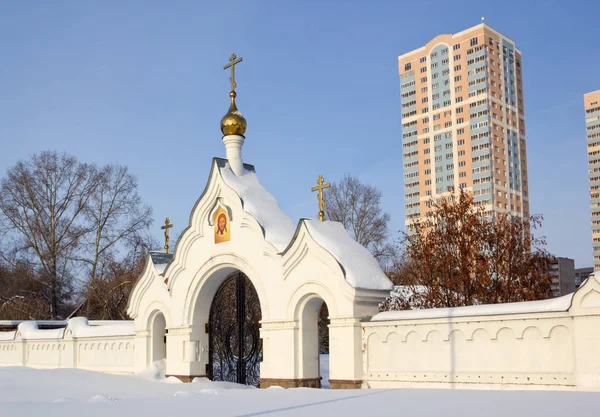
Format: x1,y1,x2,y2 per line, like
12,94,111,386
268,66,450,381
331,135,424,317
575,267,593,288
399,23,529,227
585,90,600,271
548,257,576,297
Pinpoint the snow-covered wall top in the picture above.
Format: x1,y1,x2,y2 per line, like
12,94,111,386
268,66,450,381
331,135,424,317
304,220,393,291
17,321,65,339
67,318,135,338
1,319,136,341
371,293,574,321
219,164,296,252
0,331,16,341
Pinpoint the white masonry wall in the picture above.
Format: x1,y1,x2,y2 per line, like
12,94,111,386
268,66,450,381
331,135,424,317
0,318,136,375
3,278,600,391
362,275,600,391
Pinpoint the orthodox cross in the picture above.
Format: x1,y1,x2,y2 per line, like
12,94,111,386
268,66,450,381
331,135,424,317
161,217,174,253
311,175,331,222
223,53,243,92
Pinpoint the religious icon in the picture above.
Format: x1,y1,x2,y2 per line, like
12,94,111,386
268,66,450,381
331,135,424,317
214,207,231,244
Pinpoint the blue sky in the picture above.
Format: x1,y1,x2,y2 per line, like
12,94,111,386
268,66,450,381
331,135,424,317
0,0,598,268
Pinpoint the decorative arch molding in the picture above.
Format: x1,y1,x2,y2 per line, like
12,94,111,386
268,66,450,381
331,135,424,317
571,275,600,314
163,167,273,292
382,331,398,344
447,328,467,342
142,302,173,331
287,280,339,320
207,197,234,227
548,324,571,339
404,330,421,343
494,327,516,341
281,230,310,279
581,289,600,309
162,179,222,284
281,222,351,293
127,255,167,319
424,329,443,342
520,326,543,340
181,253,270,326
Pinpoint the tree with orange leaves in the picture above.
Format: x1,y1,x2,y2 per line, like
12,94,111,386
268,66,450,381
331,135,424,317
381,189,553,311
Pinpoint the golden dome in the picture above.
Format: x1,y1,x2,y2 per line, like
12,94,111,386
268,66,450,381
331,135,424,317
220,91,247,136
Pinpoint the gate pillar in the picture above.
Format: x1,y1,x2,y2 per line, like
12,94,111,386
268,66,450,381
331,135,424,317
164,325,206,382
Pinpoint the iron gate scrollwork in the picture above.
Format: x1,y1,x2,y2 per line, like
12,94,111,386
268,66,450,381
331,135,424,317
208,272,262,386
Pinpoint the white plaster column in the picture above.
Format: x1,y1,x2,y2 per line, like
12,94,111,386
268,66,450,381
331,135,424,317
328,317,364,388
222,135,245,176
258,320,301,387
165,325,204,381
133,330,151,372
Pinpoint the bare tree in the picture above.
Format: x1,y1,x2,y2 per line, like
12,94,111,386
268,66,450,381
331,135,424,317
0,152,101,318
0,151,154,319
324,174,393,266
83,234,155,320
0,261,49,320
81,165,152,315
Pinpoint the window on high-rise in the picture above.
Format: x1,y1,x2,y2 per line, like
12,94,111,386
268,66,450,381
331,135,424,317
470,37,478,46
405,63,412,71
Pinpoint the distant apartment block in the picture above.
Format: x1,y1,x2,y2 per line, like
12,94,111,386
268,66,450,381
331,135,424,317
399,23,529,227
585,90,600,271
548,257,576,297
575,267,593,288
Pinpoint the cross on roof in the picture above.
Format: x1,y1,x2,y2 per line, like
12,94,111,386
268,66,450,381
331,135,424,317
223,53,243,92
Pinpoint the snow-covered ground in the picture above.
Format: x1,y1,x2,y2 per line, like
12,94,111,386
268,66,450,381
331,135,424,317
0,362,598,417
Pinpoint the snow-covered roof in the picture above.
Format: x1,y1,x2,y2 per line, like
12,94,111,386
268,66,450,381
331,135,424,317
219,163,296,252
218,161,392,290
371,293,574,321
304,220,393,291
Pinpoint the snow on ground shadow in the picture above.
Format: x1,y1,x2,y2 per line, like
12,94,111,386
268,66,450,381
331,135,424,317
0,365,598,417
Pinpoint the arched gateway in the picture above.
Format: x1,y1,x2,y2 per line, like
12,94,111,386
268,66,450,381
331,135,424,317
126,56,392,388
209,271,262,386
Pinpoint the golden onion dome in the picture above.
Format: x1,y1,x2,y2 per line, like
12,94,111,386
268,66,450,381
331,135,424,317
220,91,247,136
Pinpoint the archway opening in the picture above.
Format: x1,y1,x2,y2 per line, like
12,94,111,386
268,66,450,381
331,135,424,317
208,271,262,386
318,303,330,388
150,312,166,364
299,297,330,388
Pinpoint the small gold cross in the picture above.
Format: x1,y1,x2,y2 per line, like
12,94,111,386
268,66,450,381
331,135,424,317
161,217,174,253
223,53,243,92
311,175,331,222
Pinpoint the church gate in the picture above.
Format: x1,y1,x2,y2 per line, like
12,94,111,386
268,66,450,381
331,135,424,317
208,271,262,386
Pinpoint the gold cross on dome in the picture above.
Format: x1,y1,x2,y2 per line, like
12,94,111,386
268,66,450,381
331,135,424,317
161,217,174,253
223,53,243,92
311,175,331,222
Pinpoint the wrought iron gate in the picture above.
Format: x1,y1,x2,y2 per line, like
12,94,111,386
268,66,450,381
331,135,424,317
208,272,262,386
